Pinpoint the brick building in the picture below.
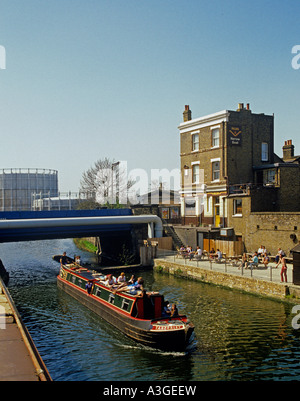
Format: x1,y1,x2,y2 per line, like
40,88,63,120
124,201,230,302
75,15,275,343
178,103,300,255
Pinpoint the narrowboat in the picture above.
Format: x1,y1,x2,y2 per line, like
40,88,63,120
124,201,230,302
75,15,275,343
57,263,194,351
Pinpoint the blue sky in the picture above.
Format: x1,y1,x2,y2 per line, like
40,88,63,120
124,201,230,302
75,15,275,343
0,0,299,191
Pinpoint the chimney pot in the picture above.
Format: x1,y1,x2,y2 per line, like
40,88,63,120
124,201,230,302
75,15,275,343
183,105,192,122
283,139,295,160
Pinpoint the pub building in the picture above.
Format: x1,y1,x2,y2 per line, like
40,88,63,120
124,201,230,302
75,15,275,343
178,103,300,256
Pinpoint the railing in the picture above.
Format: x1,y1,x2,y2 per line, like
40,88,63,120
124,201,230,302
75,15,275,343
155,248,292,283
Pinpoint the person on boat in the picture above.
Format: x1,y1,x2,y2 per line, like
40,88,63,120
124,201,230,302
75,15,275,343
86,280,93,295
128,274,136,284
60,252,71,266
170,304,179,317
128,277,144,294
104,274,115,287
75,255,81,265
162,301,171,317
117,272,126,283
114,276,144,295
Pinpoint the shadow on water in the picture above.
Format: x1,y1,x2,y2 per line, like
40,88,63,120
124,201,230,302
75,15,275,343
2,239,300,380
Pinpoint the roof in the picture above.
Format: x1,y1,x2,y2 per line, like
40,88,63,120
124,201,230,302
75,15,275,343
291,244,300,253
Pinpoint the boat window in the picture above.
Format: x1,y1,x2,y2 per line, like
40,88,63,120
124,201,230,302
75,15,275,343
108,293,115,304
95,287,101,297
121,299,130,312
71,276,76,284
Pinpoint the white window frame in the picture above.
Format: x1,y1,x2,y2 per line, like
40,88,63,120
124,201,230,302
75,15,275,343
191,132,199,151
192,163,200,184
211,127,220,148
261,142,268,161
211,158,221,181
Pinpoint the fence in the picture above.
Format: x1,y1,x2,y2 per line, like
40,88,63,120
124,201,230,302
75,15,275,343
155,248,292,283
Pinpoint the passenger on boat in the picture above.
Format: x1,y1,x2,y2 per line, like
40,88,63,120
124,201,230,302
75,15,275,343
170,304,179,317
60,252,71,266
86,280,93,295
117,272,126,283
75,255,81,265
128,274,136,284
104,274,116,287
162,301,171,317
114,276,144,295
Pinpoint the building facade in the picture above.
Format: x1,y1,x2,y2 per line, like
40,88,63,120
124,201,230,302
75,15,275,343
179,104,300,254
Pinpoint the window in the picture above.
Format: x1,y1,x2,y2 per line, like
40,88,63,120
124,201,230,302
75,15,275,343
192,133,199,151
211,128,220,147
233,199,242,215
192,164,200,183
108,293,115,304
212,161,220,181
121,299,130,311
185,199,196,216
266,169,276,184
261,142,268,161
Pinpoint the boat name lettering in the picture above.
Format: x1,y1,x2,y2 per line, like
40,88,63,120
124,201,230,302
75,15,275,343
152,325,184,331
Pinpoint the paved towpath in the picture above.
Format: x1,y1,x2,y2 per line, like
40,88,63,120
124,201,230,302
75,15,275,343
0,279,50,381
158,253,293,284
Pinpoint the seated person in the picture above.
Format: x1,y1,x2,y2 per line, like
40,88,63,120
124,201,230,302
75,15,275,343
117,272,126,283
262,253,269,268
257,245,264,256
75,255,81,265
216,249,222,262
115,277,144,295
194,246,203,260
209,248,216,260
162,301,171,317
246,252,259,269
104,274,116,287
170,304,179,317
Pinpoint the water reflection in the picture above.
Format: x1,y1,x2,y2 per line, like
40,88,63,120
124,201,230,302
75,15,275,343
1,239,300,380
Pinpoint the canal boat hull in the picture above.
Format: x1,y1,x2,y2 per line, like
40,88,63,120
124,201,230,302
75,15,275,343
57,264,194,351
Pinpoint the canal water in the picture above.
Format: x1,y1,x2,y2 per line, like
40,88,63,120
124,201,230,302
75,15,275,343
1,238,300,381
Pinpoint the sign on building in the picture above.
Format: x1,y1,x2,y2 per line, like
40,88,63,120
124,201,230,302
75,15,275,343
228,126,242,146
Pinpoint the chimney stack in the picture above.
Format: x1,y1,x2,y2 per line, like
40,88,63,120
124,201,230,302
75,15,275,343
282,139,294,161
183,105,192,122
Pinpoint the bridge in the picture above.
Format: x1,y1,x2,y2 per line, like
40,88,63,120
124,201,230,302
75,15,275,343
0,209,163,243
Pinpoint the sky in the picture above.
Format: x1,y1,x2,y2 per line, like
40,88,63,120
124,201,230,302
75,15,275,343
0,0,299,192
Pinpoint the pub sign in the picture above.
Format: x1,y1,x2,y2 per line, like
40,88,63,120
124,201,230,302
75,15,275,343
228,126,242,146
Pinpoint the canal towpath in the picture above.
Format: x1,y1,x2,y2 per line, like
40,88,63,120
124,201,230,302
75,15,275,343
0,277,51,381
154,250,300,301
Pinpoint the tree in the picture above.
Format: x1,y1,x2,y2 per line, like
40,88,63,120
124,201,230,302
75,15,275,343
79,158,134,206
